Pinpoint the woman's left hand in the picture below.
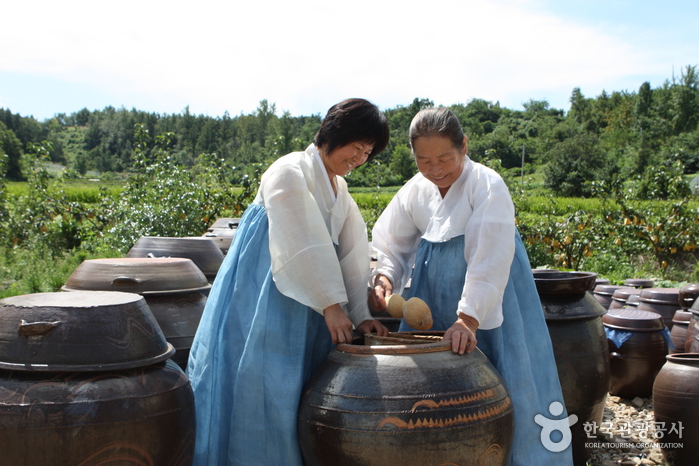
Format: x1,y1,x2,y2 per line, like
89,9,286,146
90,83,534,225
443,314,479,355
356,319,390,337
323,304,356,344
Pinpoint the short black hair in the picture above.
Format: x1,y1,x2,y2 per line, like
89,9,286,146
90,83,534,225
314,98,390,161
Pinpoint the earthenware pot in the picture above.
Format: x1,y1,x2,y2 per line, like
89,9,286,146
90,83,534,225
533,271,610,466
603,309,668,398
0,291,173,371
298,332,514,465
653,353,699,465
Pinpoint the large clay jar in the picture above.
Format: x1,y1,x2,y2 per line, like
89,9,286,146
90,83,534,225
670,310,692,354
624,278,655,289
652,353,699,465
202,217,240,255
298,332,514,466
62,257,210,370
0,291,195,465
127,236,224,282
637,288,681,330
685,300,699,352
679,283,699,310
0,360,195,465
593,284,631,310
609,287,642,310
603,309,668,398
689,323,699,353
533,271,610,466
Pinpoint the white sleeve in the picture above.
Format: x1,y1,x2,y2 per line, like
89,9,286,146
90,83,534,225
457,173,515,329
371,189,422,295
262,163,348,314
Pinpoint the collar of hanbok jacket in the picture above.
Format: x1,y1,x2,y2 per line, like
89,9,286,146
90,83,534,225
307,144,351,245
421,156,474,243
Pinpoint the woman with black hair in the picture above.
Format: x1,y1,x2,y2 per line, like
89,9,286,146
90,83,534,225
187,98,390,465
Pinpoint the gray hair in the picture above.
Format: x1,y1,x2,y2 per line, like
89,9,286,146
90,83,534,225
408,107,465,151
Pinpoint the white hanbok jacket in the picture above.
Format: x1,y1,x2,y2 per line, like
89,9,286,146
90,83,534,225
372,156,516,329
253,144,373,326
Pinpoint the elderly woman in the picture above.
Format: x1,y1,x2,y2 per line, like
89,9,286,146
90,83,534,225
369,107,573,465
188,98,390,465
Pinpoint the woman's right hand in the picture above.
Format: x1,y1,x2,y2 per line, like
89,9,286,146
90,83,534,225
368,274,393,312
323,304,355,344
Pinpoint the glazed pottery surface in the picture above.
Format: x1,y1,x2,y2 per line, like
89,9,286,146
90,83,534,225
62,257,210,295
670,310,692,354
637,288,681,330
534,271,610,466
624,278,655,289
652,353,699,465
603,309,668,398
62,257,209,370
0,359,195,465
679,283,699,310
0,291,173,371
593,284,633,310
127,236,224,279
608,287,642,310
298,332,513,466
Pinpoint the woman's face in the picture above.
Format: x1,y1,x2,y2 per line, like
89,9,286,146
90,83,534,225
413,135,467,194
321,141,373,178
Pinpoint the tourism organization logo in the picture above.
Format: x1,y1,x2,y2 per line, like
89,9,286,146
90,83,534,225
534,401,578,452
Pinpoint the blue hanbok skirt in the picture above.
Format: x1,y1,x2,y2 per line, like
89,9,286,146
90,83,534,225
186,203,335,466
399,234,574,465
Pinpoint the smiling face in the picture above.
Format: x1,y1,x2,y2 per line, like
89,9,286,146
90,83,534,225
320,141,374,178
413,135,467,196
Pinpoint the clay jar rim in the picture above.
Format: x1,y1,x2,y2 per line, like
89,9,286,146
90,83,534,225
665,352,699,365
337,331,452,355
532,271,598,295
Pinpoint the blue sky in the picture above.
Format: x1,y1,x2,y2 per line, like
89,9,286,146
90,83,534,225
1,0,697,121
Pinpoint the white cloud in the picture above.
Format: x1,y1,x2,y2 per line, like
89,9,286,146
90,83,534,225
1,0,693,117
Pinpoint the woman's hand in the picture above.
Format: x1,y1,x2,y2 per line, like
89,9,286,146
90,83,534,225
368,274,393,312
443,313,479,355
323,304,355,344
356,319,389,337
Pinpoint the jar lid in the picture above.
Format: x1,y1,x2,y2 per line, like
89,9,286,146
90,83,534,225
639,288,680,305
62,257,211,295
611,287,642,300
533,271,598,295
679,283,699,309
0,291,174,371
593,284,633,297
623,278,655,288
603,309,665,332
126,236,224,278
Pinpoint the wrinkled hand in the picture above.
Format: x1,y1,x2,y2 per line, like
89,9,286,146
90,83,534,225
443,314,479,355
368,274,393,312
357,319,389,337
323,304,355,344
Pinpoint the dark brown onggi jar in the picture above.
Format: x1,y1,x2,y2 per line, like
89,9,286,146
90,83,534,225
593,284,632,310
653,353,699,465
678,283,699,310
603,309,668,398
533,271,610,466
298,332,514,465
637,288,681,330
670,310,692,354
62,257,210,370
686,300,699,352
623,278,655,289
0,291,195,465
127,236,224,283
202,217,240,255
609,287,642,310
